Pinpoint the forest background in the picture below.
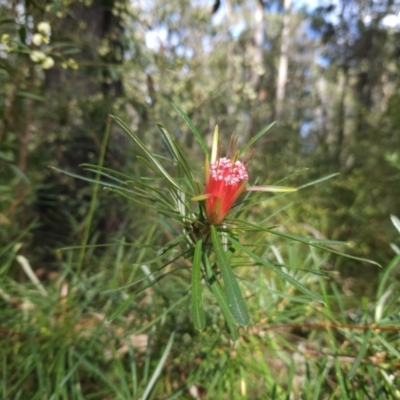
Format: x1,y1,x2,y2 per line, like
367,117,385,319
1,0,400,398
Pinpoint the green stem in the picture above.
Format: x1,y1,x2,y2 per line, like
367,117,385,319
77,116,112,275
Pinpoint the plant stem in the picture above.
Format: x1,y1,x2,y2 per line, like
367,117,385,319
76,116,112,275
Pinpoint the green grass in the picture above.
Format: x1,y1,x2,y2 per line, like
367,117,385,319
1,232,400,399
2,118,399,399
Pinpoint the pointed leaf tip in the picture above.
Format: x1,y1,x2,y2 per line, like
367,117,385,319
247,185,297,193
211,125,219,163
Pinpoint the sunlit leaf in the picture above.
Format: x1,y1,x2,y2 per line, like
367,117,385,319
247,185,297,193
390,215,400,235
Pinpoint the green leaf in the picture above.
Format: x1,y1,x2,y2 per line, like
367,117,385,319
239,122,275,156
191,239,205,331
0,151,14,162
50,166,125,190
347,329,372,379
131,295,188,335
228,236,324,303
376,254,400,300
17,90,45,102
141,331,175,400
172,103,209,157
73,352,125,397
264,230,348,247
156,123,194,185
210,226,250,327
312,357,329,400
111,115,190,196
9,164,30,183
107,292,136,322
296,173,340,190
203,253,239,340
236,220,381,268
18,26,26,43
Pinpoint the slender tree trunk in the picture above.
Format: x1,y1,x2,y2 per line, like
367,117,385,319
224,0,233,79
251,0,264,88
275,0,291,121
333,68,348,168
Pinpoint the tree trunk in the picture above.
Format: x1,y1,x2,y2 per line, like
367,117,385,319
333,67,348,168
251,0,264,88
275,0,291,121
224,0,233,80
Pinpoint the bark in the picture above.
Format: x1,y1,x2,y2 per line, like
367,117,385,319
224,0,233,79
333,68,348,168
33,0,126,262
275,0,291,121
251,0,264,88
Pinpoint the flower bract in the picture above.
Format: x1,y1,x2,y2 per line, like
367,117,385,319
205,157,248,225
192,125,296,225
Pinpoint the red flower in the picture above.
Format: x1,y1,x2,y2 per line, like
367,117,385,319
192,125,296,225
205,157,248,225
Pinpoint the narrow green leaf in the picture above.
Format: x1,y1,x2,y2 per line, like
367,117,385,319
203,254,239,340
50,166,125,190
2,353,7,399
296,173,339,190
17,90,45,102
236,220,381,268
273,168,309,185
73,352,124,397
141,331,175,400
81,167,129,185
156,123,194,184
347,329,372,379
80,163,137,181
264,230,348,247
131,295,188,335
228,236,324,303
191,239,205,331
111,115,190,195
105,187,186,222
77,117,111,275
312,356,328,400
377,335,400,359
239,122,275,156
246,185,297,192
326,328,349,397
172,103,209,156
107,292,136,322
376,254,400,299
210,226,250,326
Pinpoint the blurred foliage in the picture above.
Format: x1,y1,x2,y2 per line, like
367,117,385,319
1,220,400,398
2,0,400,266
1,0,400,398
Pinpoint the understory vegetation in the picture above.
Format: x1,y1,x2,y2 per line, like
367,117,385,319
1,0,400,398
